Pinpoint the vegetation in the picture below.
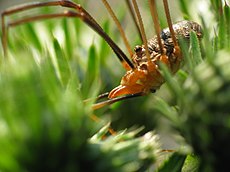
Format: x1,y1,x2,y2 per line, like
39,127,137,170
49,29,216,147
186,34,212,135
0,0,229,171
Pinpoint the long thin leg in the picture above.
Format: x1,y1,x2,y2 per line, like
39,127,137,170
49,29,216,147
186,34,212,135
1,0,135,70
93,0,178,110
83,92,109,104
90,114,117,135
149,0,164,54
125,0,143,43
92,92,143,110
102,0,133,57
162,0,178,47
96,92,110,100
132,0,151,61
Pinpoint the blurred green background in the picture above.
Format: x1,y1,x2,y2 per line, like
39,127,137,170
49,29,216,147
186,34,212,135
1,0,230,171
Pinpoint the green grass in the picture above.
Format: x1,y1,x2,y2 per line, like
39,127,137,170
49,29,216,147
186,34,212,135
0,0,230,171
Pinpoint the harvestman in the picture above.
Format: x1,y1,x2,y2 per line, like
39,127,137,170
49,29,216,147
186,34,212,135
1,0,203,110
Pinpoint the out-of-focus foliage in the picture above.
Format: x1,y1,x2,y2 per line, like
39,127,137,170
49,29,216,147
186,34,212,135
0,0,230,171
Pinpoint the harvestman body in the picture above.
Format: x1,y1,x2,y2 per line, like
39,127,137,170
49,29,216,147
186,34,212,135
1,0,203,110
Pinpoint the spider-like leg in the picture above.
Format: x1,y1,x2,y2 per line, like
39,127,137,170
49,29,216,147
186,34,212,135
125,0,143,43
1,0,135,70
92,0,180,109
92,92,143,110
